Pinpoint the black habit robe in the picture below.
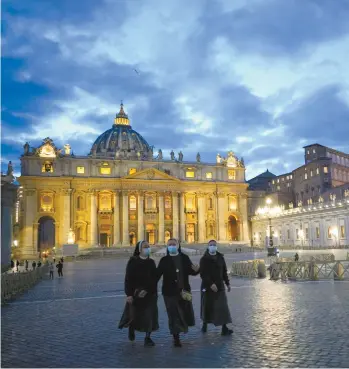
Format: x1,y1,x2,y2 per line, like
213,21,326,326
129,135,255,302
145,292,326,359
119,243,159,333
200,251,232,326
157,251,199,335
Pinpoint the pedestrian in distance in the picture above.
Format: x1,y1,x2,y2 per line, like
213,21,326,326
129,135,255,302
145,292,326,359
16,260,20,272
157,238,200,348
119,240,159,347
25,260,29,271
56,261,63,277
11,260,14,269
295,253,299,262
32,261,36,270
200,240,233,336
37,260,42,267
49,263,54,279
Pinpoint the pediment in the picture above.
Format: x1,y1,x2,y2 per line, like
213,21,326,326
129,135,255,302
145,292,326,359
123,168,180,181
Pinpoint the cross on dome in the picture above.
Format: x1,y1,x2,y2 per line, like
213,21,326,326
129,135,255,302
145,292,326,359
114,101,130,126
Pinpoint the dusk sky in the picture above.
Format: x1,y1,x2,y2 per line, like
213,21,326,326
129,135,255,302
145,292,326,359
2,0,349,179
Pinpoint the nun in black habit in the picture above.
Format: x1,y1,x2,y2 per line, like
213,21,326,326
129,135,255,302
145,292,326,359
119,240,159,347
157,238,200,347
200,240,233,335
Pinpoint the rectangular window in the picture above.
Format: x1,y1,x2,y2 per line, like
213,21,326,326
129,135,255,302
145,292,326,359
100,167,111,175
316,167,319,175
305,228,309,240
186,171,195,178
313,149,316,153
77,166,85,174
228,169,236,180
296,229,299,240
327,227,332,239
287,230,290,239
310,170,313,177
324,166,328,174
304,173,308,180
340,225,345,239
129,168,137,175
316,227,320,239
206,172,212,179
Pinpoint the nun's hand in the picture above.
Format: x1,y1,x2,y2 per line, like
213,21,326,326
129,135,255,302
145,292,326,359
138,290,147,298
226,285,231,292
126,296,133,304
210,284,218,292
191,264,199,272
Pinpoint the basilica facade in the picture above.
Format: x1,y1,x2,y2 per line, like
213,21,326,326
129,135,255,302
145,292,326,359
18,104,249,257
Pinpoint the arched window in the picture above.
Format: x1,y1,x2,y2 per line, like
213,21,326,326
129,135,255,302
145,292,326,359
129,196,137,210
77,196,84,210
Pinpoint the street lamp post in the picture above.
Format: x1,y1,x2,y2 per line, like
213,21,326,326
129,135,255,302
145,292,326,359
266,198,273,247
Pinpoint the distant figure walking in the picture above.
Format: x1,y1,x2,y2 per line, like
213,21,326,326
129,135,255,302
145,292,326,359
25,260,29,271
37,261,42,268
49,263,54,279
11,260,14,269
16,260,20,272
32,261,36,270
295,253,299,262
56,261,63,277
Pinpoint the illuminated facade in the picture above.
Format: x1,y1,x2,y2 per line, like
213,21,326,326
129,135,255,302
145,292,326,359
18,104,249,257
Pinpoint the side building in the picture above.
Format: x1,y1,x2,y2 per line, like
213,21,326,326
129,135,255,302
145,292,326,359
249,144,349,248
17,104,249,258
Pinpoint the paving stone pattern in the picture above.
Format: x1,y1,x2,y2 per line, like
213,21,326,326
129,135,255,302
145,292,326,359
1,254,349,368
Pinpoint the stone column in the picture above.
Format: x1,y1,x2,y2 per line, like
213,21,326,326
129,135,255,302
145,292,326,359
89,191,98,246
172,192,179,239
60,189,71,246
197,192,206,243
158,192,165,244
33,223,39,254
217,192,226,241
122,191,129,246
239,194,250,242
137,191,144,242
22,189,37,256
1,181,17,269
113,191,120,245
179,192,186,242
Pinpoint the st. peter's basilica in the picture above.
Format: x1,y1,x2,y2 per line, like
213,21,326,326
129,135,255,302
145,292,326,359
17,104,249,257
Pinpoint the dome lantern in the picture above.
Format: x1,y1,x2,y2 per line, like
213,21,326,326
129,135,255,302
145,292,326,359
114,101,130,126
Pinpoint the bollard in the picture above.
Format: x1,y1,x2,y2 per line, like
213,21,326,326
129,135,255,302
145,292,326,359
334,262,344,280
257,260,266,278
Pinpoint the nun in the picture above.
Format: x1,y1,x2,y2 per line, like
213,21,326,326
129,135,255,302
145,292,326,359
157,238,200,347
119,240,159,346
200,240,233,335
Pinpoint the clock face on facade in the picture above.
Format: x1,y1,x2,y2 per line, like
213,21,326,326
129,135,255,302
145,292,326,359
40,144,56,158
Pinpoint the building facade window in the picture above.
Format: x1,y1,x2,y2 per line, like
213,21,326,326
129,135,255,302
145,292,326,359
304,173,308,180
42,162,53,173
77,166,85,174
327,227,332,239
186,171,195,178
129,195,137,210
228,169,236,180
316,167,319,174
165,197,171,209
316,227,320,239
208,197,213,209
206,172,212,179
305,228,309,240
77,196,84,210
340,225,345,239
296,229,299,240
324,166,328,174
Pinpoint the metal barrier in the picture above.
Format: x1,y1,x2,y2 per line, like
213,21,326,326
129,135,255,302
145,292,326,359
1,265,49,304
230,259,266,278
269,260,349,281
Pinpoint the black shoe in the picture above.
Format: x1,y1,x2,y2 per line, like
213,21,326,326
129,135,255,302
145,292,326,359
201,323,207,333
173,335,182,347
221,326,233,336
128,327,135,341
144,337,155,347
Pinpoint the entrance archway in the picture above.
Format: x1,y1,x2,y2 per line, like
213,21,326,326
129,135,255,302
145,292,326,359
146,224,156,245
186,223,195,243
38,216,55,253
228,215,238,241
165,230,171,243
129,232,136,246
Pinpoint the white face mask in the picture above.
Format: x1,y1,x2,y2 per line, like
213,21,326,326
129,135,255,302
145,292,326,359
208,245,217,254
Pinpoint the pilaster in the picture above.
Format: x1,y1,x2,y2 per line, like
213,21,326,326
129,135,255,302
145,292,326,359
197,192,206,242
122,191,129,246
137,191,144,242
113,191,120,245
179,192,186,242
172,192,179,239
158,192,165,244
89,190,98,247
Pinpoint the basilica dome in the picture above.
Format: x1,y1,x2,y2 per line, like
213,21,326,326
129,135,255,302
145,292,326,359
90,103,153,160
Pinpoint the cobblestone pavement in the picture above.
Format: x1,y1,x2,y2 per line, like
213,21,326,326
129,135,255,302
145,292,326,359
2,253,349,368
